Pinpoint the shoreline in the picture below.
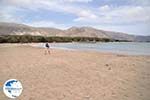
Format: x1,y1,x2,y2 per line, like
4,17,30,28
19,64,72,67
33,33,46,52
0,43,150,56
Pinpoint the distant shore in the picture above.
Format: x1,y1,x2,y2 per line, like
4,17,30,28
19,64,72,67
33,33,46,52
0,35,132,43
0,44,150,100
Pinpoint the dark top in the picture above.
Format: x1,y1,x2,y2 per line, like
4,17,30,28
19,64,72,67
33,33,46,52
45,43,49,48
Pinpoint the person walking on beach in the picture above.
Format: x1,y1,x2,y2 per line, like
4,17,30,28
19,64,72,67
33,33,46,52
45,42,50,55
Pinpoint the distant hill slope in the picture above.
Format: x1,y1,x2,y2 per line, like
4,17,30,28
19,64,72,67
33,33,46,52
0,22,149,42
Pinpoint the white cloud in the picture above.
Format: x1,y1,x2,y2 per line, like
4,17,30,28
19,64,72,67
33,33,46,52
1,0,95,18
0,6,22,22
99,5,111,12
108,6,150,23
2,0,149,24
0,0,96,23
0,0,150,35
74,5,150,25
131,0,150,6
74,10,98,22
1,0,92,7
25,21,68,29
61,0,93,3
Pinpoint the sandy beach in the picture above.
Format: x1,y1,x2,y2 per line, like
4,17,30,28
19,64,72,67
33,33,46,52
0,44,150,100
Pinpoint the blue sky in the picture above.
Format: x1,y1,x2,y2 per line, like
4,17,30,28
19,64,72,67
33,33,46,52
0,0,150,35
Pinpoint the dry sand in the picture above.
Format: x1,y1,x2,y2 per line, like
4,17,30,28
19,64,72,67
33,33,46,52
0,44,150,100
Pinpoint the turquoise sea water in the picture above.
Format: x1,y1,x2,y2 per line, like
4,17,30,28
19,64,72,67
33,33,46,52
37,42,150,55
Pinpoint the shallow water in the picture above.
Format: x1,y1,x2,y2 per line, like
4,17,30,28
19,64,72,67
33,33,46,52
37,42,150,55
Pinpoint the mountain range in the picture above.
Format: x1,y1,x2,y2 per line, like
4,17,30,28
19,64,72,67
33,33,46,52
0,22,149,42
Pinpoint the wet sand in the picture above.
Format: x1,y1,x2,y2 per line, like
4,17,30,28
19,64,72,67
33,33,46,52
0,44,150,100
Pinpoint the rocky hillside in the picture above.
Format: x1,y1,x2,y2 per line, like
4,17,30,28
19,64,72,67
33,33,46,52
0,22,149,42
